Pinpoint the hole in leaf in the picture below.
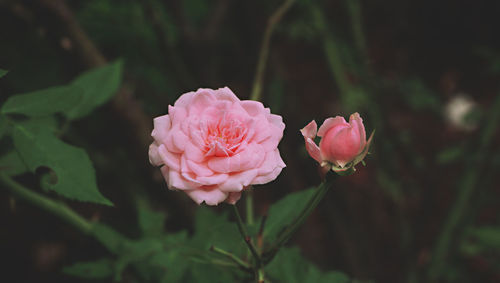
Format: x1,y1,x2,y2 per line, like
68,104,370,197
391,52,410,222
36,166,58,185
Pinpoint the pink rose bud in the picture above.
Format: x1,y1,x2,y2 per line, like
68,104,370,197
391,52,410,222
149,87,286,205
300,113,373,174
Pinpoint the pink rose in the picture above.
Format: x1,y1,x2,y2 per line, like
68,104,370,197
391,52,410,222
149,87,286,205
301,113,373,173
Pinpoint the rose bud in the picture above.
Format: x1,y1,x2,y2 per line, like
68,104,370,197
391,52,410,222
149,87,286,205
300,113,373,174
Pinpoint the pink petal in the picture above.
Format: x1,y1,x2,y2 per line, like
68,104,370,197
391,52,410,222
252,117,272,143
225,192,242,204
196,173,229,186
317,116,347,137
188,89,215,115
352,130,375,167
207,143,264,173
168,105,187,126
259,129,284,152
217,169,259,192
320,125,361,167
252,166,283,185
161,166,198,191
257,149,286,175
163,130,183,153
304,137,322,163
151,115,171,144
148,143,163,166
186,159,214,177
173,91,196,107
172,128,189,152
259,115,285,151
349,112,366,152
214,87,239,102
184,141,206,163
158,144,181,171
267,114,285,132
240,100,265,117
186,188,228,205
300,120,317,139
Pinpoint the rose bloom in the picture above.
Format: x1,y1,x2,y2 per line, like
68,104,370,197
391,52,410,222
301,113,373,173
149,87,286,205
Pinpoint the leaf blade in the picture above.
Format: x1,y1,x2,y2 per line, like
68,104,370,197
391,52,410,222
66,60,123,119
1,85,84,117
0,69,7,79
63,258,114,279
12,122,112,205
264,188,316,242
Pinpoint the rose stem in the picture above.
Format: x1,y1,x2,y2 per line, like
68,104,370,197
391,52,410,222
427,93,500,281
232,204,262,268
0,172,134,252
257,214,268,252
250,0,295,102
262,172,337,263
0,172,93,234
210,245,252,271
246,189,254,226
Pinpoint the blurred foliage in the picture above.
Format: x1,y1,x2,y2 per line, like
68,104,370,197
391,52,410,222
266,247,350,283
1,0,500,282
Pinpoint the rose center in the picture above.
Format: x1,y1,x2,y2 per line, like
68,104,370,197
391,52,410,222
202,116,247,157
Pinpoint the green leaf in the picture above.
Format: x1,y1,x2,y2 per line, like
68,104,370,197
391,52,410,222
137,204,166,237
190,206,243,253
0,115,7,139
182,0,210,27
66,60,123,119
92,223,130,253
0,69,7,79
113,238,164,281
146,231,189,282
399,79,441,111
264,188,316,242
12,122,112,205
1,61,123,120
148,246,188,282
466,226,500,250
63,258,114,279
266,247,350,283
0,151,29,176
17,115,60,134
436,146,464,164
185,262,240,283
1,85,84,117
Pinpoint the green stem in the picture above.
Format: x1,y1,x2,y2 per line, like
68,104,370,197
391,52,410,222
232,204,262,268
257,268,265,283
250,0,295,101
246,189,254,226
263,173,337,263
427,93,500,281
0,172,92,234
210,245,252,271
309,5,353,99
345,0,367,58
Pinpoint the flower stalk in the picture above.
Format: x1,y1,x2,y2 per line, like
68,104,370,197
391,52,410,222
250,0,295,101
210,245,252,271
233,204,262,267
262,172,337,263
246,189,254,226
0,172,93,234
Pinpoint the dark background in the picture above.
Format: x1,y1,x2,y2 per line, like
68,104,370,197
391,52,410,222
1,0,499,282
